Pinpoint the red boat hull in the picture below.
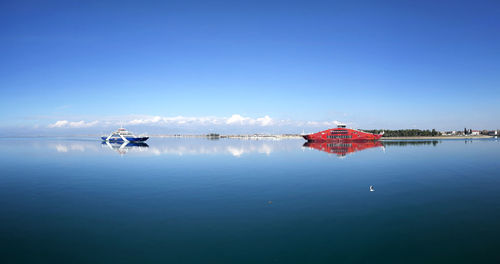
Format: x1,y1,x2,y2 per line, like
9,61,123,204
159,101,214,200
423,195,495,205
303,127,382,142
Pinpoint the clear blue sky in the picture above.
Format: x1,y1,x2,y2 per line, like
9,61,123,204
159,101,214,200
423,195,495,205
1,0,499,135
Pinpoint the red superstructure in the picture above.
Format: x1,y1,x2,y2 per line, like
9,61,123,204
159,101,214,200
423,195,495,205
303,141,384,157
303,124,383,142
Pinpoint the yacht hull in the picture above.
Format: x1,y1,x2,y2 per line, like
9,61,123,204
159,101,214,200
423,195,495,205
101,136,149,142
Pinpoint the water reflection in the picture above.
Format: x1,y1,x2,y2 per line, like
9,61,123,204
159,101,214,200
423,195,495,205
48,138,291,157
303,140,441,157
54,143,86,152
102,141,149,155
148,141,276,157
303,141,384,157
1,138,499,264
44,138,445,157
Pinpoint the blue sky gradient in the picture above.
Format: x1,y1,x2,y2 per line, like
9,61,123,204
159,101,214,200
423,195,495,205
1,0,499,135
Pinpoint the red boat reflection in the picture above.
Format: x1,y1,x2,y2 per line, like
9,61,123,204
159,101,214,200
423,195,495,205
303,140,384,157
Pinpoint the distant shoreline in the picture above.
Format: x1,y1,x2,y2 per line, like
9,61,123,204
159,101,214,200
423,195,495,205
151,134,303,139
0,135,495,140
150,134,495,140
380,135,493,140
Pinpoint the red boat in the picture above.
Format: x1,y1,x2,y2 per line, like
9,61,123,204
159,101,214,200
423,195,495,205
303,141,384,157
303,124,383,142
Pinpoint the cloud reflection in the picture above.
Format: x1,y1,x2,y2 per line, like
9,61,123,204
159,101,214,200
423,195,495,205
147,140,279,157
49,138,295,157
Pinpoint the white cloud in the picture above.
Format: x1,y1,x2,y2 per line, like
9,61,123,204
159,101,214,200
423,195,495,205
48,120,99,128
46,115,342,130
48,120,69,128
225,114,274,126
226,114,250,125
125,114,274,127
256,115,273,126
306,120,342,126
68,120,99,128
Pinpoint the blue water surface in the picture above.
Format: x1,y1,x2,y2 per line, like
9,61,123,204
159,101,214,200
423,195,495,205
0,137,499,263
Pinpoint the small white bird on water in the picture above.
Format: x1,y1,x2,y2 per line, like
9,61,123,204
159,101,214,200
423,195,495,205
369,185,375,192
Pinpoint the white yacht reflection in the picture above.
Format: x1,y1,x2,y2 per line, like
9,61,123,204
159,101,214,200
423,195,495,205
102,141,149,155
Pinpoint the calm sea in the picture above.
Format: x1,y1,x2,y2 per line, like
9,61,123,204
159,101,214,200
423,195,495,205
0,137,499,263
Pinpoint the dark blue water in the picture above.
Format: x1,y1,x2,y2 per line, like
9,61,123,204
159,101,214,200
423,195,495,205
1,137,499,263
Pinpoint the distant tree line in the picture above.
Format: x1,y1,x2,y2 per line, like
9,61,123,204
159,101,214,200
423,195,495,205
362,129,439,137
382,140,439,146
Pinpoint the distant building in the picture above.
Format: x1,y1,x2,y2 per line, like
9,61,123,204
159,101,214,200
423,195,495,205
488,130,498,136
471,130,480,136
441,131,456,136
206,133,220,139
